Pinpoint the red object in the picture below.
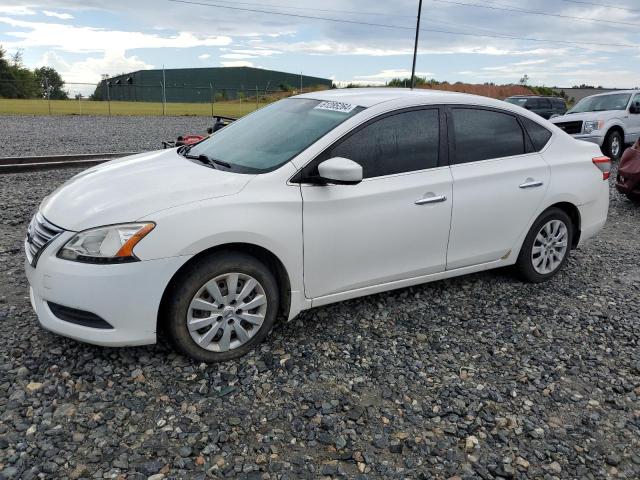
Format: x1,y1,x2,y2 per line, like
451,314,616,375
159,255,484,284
616,139,640,200
176,135,206,146
592,156,611,180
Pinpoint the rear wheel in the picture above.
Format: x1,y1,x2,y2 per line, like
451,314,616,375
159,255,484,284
603,130,623,161
516,208,573,283
164,252,279,362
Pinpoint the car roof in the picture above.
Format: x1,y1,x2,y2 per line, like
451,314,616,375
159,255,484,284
295,87,503,108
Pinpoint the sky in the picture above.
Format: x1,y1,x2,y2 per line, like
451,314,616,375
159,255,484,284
1,0,639,97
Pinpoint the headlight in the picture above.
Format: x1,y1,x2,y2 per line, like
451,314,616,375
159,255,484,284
584,120,604,134
57,223,155,264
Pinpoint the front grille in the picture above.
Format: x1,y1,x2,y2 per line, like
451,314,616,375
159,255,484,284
48,302,113,329
25,212,64,267
554,121,583,135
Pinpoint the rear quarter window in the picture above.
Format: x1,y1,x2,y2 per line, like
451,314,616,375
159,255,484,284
521,117,552,151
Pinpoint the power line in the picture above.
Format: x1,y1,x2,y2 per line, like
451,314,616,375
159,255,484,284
433,0,640,28
558,0,640,14
201,0,416,18
167,0,414,30
421,25,638,49
166,0,640,50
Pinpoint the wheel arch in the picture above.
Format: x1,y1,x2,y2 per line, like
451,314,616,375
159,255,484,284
546,201,581,248
158,242,292,333
606,124,625,142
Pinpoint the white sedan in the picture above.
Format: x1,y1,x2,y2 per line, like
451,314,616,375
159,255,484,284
25,89,610,362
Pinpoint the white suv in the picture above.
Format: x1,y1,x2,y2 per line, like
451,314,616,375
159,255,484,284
551,90,640,161
25,89,610,362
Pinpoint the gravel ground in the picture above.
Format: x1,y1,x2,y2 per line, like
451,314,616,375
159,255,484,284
0,116,212,157
0,130,639,479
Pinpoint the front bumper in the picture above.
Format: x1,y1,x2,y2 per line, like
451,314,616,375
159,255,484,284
25,234,191,347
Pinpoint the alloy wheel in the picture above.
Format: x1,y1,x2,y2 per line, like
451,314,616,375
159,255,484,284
611,136,621,158
531,219,568,275
187,272,267,352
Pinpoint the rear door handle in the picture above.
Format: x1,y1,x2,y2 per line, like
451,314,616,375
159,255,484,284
415,194,447,205
519,180,544,189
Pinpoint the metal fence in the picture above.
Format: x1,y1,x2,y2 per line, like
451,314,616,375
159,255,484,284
0,79,328,116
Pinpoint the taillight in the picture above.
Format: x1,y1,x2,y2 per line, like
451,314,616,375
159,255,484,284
592,156,611,180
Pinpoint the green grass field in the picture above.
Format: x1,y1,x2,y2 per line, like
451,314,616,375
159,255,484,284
0,98,266,117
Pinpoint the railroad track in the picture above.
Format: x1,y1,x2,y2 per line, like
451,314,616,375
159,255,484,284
0,152,140,173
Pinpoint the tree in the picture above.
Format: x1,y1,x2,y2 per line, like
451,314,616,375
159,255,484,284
0,46,18,98
7,49,38,98
387,76,429,87
519,74,530,86
34,66,68,99
0,44,68,99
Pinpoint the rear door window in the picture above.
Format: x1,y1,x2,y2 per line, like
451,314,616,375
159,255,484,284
526,98,539,109
539,98,552,109
451,108,526,164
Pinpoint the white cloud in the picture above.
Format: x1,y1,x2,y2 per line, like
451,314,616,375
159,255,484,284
38,50,153,87
355,69,433,81
512,59,547,66
220,53,255,60
269,39,565,58
220,60,254,67
0,16,232,53
0,5,36,15
42,10,73,20
229,49,281,57
198,53,211,60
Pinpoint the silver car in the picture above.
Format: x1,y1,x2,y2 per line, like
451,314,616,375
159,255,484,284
551,90,640,160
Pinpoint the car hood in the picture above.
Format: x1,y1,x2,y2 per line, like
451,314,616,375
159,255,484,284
551,110,625,124
41,149,253,231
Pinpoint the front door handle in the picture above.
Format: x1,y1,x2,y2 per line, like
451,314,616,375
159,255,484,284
415,194,447,205
519,180,544,189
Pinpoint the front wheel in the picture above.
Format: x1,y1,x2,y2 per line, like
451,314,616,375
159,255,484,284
163,252,279,363
516,208,573,283
603,130,623,161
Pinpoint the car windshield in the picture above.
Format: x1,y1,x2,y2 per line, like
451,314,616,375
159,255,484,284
568,93,631,113
505,98,528,106
186,98,365,173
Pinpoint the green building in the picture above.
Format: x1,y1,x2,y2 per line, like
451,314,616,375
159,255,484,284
94,67,332,103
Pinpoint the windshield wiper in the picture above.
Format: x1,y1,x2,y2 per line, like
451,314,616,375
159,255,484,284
183,152,231,170
178,145,231,169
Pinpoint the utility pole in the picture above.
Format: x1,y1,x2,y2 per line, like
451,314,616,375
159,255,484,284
410,0,423,90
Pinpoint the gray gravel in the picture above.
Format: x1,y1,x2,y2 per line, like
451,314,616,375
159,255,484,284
0,115,212,157
0,121,639,479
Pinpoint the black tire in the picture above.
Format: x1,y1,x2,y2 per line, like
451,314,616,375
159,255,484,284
163,251,279,363
516,208,573,283
603,130,624,161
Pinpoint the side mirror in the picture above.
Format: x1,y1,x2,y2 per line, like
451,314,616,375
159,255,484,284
630,102,640,114
317,157,363,185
